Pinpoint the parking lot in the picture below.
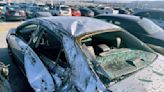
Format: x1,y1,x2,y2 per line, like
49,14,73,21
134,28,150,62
0,21,34,92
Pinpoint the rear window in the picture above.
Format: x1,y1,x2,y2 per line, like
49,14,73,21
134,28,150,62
98,7,105,10
61,6,70,11
39,6,49,11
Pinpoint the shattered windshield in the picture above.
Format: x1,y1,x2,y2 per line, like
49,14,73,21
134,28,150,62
79,30,157,84
96,48,156,80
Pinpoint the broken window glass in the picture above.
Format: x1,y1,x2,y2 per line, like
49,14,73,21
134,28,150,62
79,30,157,84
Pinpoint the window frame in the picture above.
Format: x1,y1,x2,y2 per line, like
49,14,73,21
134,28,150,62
108,17,148,35
16,22,39,43
34,24,70,68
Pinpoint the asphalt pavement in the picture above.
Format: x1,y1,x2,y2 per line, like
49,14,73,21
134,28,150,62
0,26,34,91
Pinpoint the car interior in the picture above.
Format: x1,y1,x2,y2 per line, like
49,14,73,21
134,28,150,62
33,28,69,69
17,25,71,86
79,30,156,82
80,31,130,57
80,30,153,57
17,24,38,43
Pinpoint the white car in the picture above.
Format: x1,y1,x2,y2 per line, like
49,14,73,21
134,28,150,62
50,5,71,16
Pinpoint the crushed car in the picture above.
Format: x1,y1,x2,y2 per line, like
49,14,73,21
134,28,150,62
6,16,164,92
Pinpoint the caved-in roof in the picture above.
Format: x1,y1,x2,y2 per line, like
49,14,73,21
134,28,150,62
38,16,120,37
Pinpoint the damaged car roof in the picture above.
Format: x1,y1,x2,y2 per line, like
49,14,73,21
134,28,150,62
37,16,120,37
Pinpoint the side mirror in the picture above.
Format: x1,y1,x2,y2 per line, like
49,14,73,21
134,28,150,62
9,28,16,35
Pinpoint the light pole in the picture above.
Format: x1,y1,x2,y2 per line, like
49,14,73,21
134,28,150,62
51,0,53,7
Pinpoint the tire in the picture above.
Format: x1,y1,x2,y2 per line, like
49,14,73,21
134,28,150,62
21,18,26,21
1,16,5,22
3,16,8,22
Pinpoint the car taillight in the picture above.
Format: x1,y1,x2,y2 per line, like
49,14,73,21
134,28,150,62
6,11,10,16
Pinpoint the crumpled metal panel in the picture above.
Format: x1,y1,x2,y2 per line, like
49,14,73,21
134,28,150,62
109,54,164,92
62,35,106,92
39,16,120,37
24,47,55,92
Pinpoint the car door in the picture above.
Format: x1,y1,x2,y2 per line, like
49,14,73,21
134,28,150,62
19,23,56,91
24,45,55,92
8,23,39,71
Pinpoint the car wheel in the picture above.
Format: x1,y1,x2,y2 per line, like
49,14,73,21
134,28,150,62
1,16,6,22
21,18,26,21
53,13,57,16
3,16,7,21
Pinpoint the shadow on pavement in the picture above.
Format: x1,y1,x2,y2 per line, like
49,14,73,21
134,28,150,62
0,48,34,92
0,19,23,23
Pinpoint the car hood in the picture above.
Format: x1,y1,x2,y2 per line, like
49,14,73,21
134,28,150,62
109,54,164,92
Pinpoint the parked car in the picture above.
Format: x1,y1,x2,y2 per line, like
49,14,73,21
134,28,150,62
0,3,7,10
19,3,28,11
26,6,38,19
95,14,164,55
50,5,71,16
26,5,52,18
134,9,164,29
7,16,164,92
0,3,7,17
34,5,52,18
114,8,131,14
79,7,94,17
71,8,81,16
91,6,113,16
1,5,26,21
